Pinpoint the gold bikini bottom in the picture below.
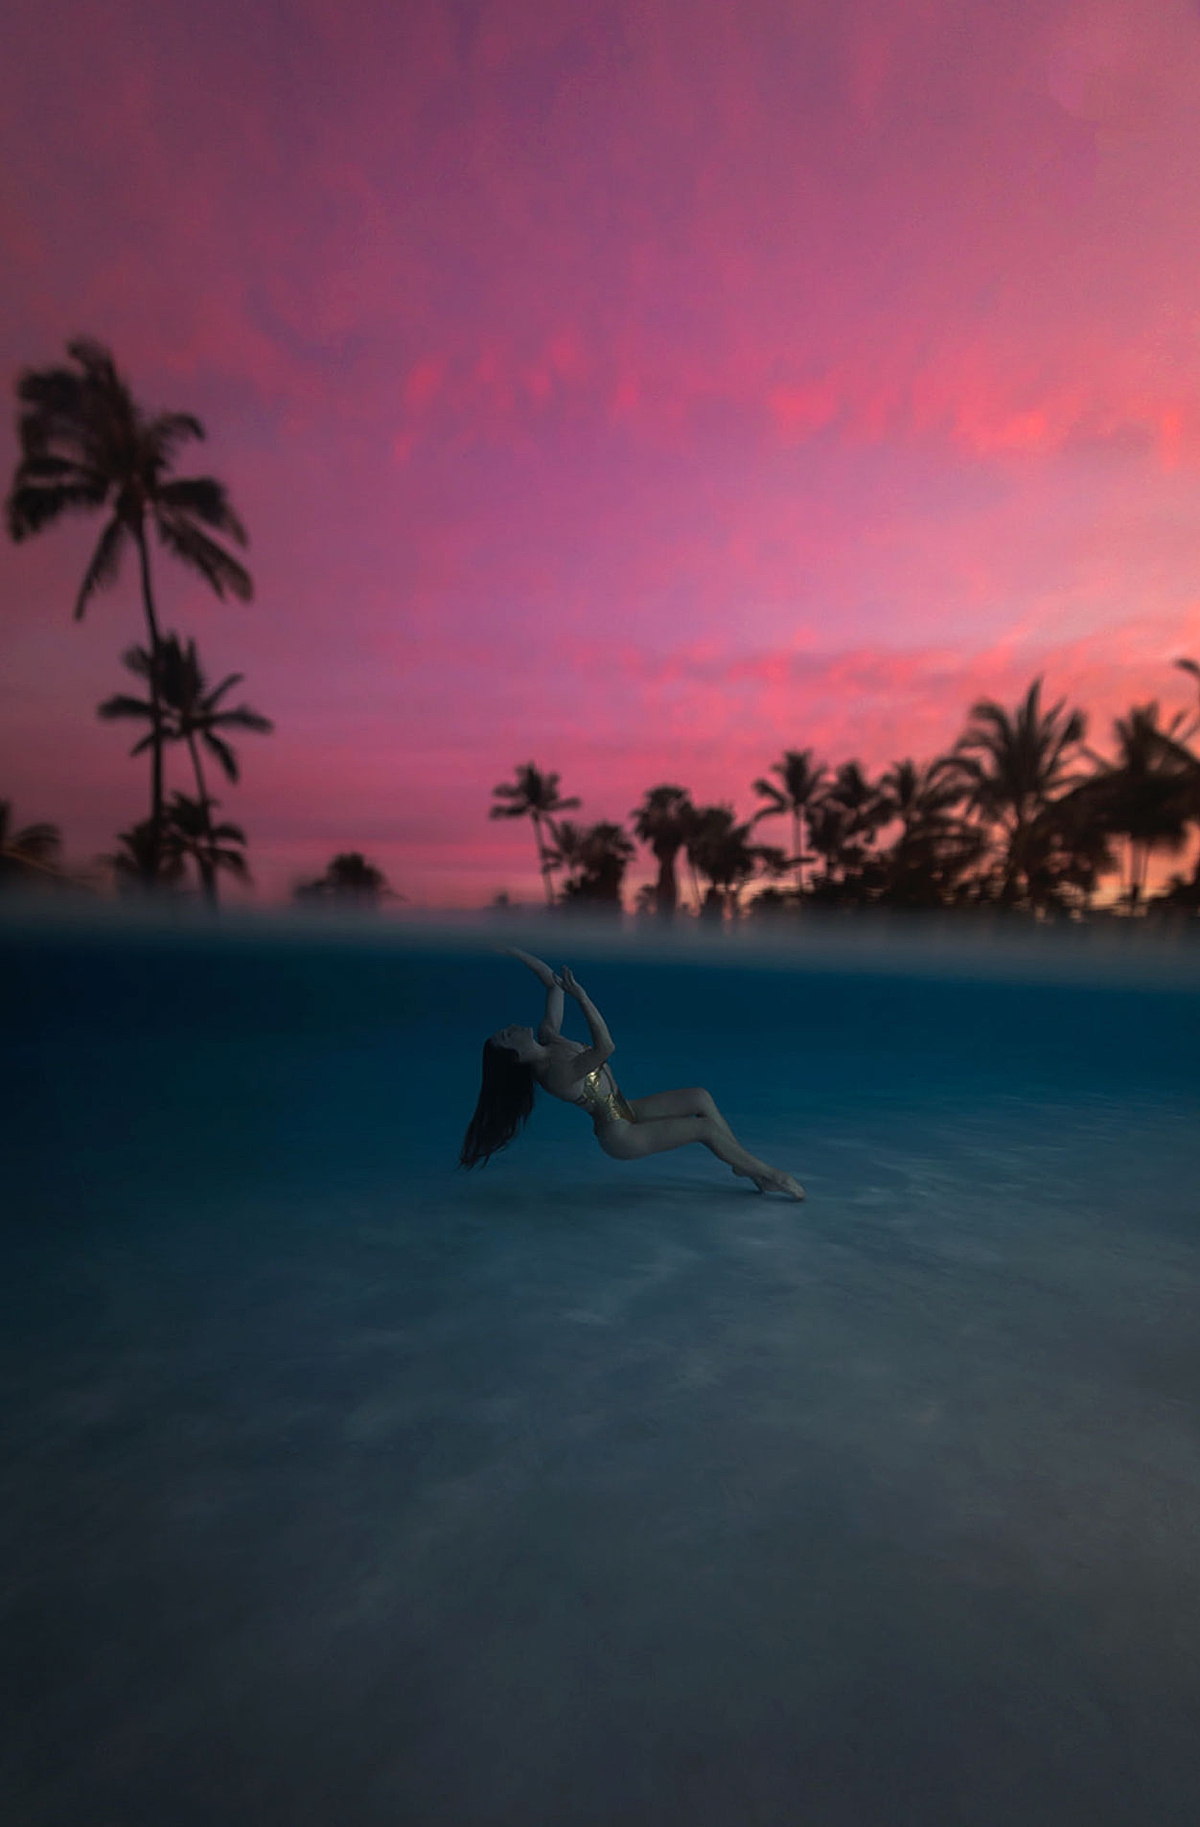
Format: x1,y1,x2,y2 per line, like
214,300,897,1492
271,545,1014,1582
574,1067,637,1126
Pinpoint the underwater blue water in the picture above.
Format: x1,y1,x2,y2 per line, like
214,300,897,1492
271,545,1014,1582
2,911,1200,1826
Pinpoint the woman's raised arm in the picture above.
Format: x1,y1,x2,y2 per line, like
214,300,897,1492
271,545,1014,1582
499,947,564,1039
560,967,613,1065
499,947,557,983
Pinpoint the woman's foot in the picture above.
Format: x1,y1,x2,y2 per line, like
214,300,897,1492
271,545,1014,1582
736,1165,806,1200
761,1169,805,1200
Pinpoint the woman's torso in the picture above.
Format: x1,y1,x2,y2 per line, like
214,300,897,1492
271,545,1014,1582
537,1040,632,1123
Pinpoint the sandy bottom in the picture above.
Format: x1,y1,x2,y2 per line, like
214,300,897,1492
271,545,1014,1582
3,1100,1198,1824
3,933,1199,1824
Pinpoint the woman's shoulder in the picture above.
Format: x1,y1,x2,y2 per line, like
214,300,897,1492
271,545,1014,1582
537,1037,590,1100
545,1036,586,1061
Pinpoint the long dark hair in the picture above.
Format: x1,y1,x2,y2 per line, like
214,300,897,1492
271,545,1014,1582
459,1038,537,1168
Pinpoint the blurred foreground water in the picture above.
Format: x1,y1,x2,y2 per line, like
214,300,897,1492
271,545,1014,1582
2,907,1199,1826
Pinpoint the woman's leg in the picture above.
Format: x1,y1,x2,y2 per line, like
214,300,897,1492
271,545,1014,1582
597,1106,804,1199
627,1086,735,1137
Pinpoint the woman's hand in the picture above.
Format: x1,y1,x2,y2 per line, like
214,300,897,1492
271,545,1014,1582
559,966,585,999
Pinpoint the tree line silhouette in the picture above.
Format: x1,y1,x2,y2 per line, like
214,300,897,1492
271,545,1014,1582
4,337,1199,920
488,671,1200,921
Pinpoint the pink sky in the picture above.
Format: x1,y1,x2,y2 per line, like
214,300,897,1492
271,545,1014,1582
3,0,1200,904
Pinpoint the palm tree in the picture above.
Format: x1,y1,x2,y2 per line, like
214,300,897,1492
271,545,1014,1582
98,635,273,906
873,759,978,907
554,821,637,911
1020,792,1115,917
1073,704,1196,910
100,817,187,894
294,852,398,908
686,806,759,921
630,784,696,918
163,792,250,904
937,678,1086,907
0,799,62,888
826,761,888,859
804,798,854,895
5,338,252,876
1161,665,1200,904
632,882,658,919
745,843,795,914
751,749,827,895
878,758,964,837
488,763,580,906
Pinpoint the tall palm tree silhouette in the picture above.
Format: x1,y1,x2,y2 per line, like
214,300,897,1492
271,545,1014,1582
805,798,853,888
631,784,695,918
540,818,587,880
938,678,1086,906
878,758,964,840
686,806,759,920
5,338,252,876
163,792,251,903
98,635,273,906
101,818,187,894
872,758,978,905
826,761,888,860
1077,703,1196,909
751,750,827,896
294,853,398,908
551,820,636,910
489,763,580,906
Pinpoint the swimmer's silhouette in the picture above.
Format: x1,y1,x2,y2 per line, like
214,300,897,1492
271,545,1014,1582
460,948,804,1198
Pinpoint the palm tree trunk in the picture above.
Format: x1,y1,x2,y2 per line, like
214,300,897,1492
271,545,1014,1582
1132,838,1149,911
1005,818,1024,905
532,812,555,906
185,731,218,910
133,520,166,882
687,853,702,915
793,807,803,897
655,849,677,918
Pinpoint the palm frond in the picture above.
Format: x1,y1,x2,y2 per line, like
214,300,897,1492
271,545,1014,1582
12,453,100,482
118,642,155,680
204,671,244,708
96,692,153,722
145,413,206,467
73,516,128,619
218,706,274,736
65,336,121,386
6,476,109,539
153,512,253,600
751,780,787,817
13,364,89,454
203,732,240,782
154,474,248,545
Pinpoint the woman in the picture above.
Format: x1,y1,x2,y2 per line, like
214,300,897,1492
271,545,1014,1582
460,948,804,1199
